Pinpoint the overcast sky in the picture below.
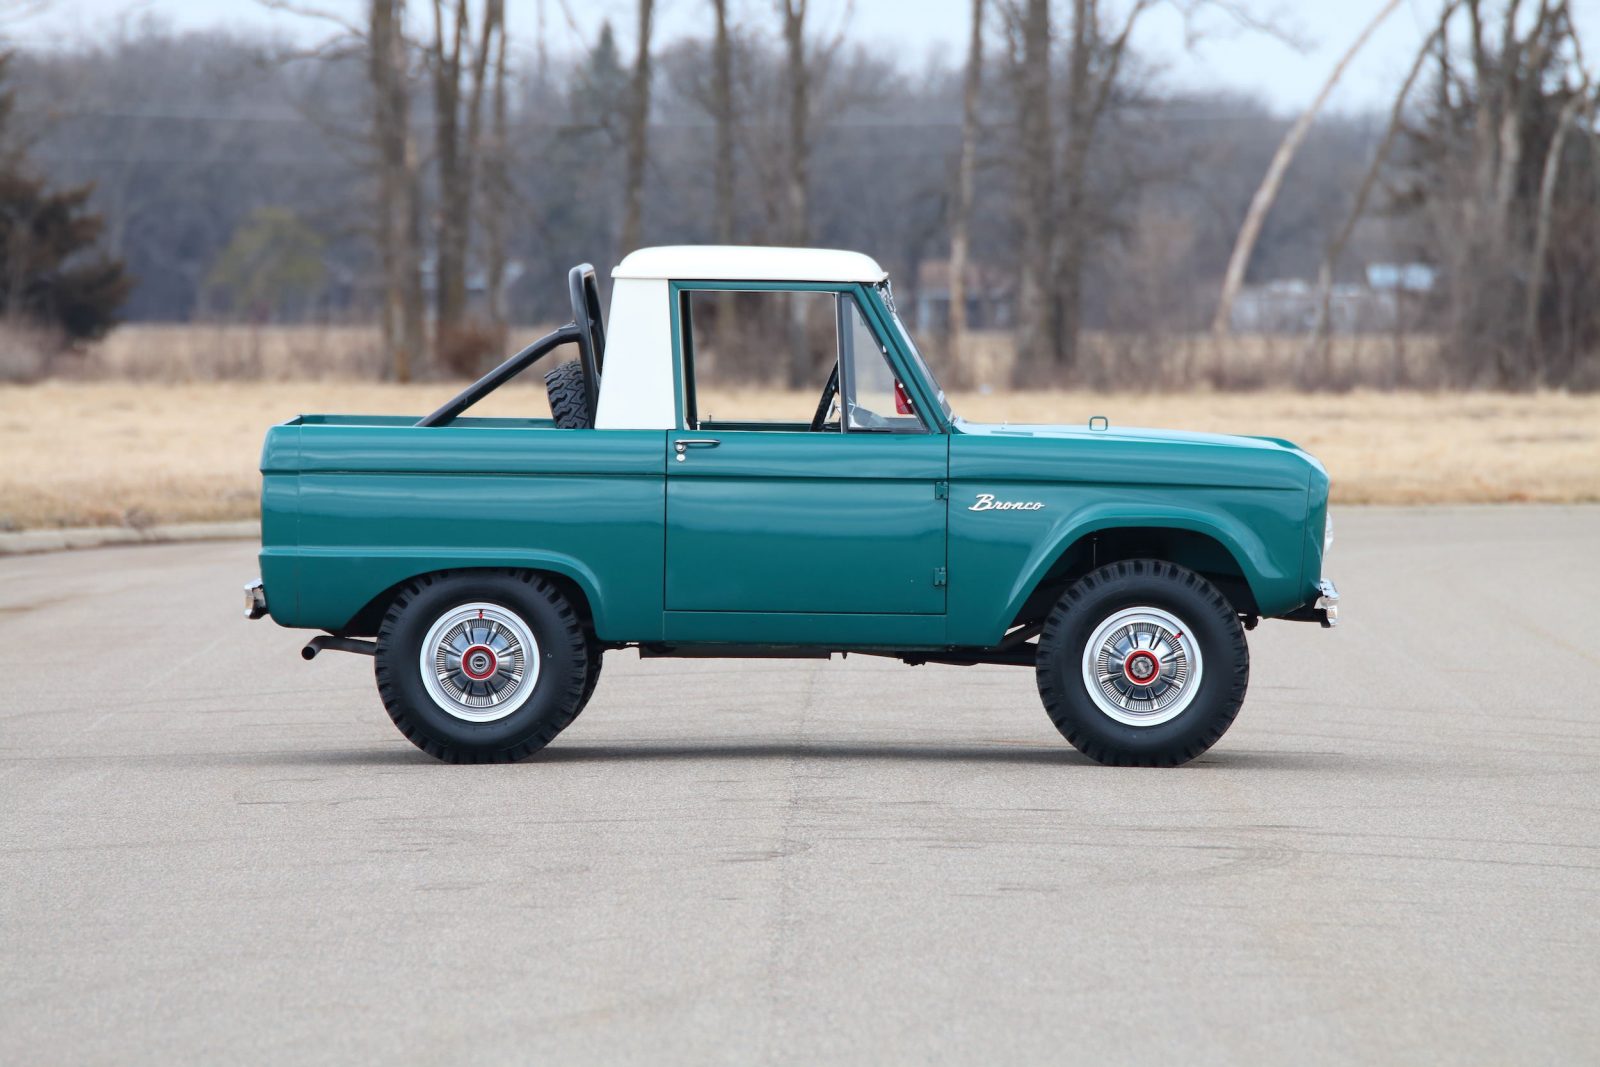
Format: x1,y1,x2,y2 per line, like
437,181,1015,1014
7,0,1594,113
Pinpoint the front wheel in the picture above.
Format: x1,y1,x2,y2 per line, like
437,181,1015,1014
375,571,594,763
1035,560,1249,767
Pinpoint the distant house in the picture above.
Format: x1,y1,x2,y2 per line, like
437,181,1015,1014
1229,263,1435,334
913,259,1014,333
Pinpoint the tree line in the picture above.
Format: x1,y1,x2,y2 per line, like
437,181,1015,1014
8,0,1597,390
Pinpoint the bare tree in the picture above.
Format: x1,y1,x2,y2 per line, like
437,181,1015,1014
482,0,511,325
619,0,655,255
711,0,736,248
1005,0,1156,383
947,0,984,343
1450,0,1570,383
1006,0,1054,384
780,0,811,387
1212,0,1404,337
1524,51,1594,371
427,0,505,364
370,0,424,381
429,0,467,335
710,0,741,368
1055,0,1152,370
780,0,810,247
1305,3,1460,378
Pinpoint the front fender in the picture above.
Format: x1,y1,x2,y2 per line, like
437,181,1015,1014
947,492,1308,647
1005,503,1272,619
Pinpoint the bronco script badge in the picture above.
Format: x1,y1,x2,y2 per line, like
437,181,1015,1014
969,493,1045,512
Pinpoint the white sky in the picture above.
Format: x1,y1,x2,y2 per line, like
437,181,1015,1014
7,0,1595,113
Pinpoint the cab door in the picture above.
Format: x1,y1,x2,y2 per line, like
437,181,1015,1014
664,429,947,615
662,286,948,628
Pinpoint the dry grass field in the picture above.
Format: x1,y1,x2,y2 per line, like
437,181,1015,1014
73,323,1446,392
3,380,1597,530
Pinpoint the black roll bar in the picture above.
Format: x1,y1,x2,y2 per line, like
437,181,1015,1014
416,323,583,427
568,264,605,421
415,262,607,428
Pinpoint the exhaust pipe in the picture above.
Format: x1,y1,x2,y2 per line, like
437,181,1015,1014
301,636,377,660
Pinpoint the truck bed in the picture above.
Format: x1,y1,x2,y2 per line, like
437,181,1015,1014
290,414,559,430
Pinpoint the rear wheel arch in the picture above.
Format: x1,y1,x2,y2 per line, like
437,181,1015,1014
337,565,601,639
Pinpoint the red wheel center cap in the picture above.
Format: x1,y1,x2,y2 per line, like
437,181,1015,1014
1124,650,1161,685
461,644,498,681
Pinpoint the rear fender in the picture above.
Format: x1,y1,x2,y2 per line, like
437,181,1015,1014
284,548,633,639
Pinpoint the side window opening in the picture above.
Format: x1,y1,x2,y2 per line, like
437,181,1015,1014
678,287,926,434
838,294,925,434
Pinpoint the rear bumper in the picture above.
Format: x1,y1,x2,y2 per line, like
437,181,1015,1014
245,579,268,620
1282,579,1339,628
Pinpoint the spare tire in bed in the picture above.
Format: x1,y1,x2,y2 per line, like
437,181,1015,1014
544,359,592,429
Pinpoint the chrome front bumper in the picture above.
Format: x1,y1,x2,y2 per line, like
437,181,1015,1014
245,579,268,620
1283,579,1340,627
1313,579,1339,628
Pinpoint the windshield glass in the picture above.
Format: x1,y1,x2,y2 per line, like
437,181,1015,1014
874,282,955,421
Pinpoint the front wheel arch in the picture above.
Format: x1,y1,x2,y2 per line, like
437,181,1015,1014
1010,525,1261,631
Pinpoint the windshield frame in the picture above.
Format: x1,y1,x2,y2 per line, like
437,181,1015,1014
869,281,956,423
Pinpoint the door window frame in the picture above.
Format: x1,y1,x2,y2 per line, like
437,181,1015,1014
668,280,952,435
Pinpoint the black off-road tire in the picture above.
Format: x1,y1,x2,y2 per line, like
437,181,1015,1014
544,360,592,429
1035,560,1249,767
375,570,592,763
577,643,604,712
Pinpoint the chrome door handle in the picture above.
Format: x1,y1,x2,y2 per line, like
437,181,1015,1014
674,438,720,461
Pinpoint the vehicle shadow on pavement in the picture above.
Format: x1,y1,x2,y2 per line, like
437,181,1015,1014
536,742,1095,765
537,744,1342,769
206,744,1342,770
209,742,1096,767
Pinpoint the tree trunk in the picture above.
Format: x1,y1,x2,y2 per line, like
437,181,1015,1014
620,0,655,256
1212,0,1404,337
947,0,984,349
712,0,735,248
1010,0,1054,386
1054,0,1151,380
781,0,810,248
1052,0,1096,377
461,0,501,327
369,0,424,382
1524,84,1593,381
711,0,740,374
781,0,812,387
483,0,510,326
431,0,467,338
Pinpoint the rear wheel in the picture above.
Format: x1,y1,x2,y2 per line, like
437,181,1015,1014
577,642,604,713
1035,560,1249,767
375,571,593,762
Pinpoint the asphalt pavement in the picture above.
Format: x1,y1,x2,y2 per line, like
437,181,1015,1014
2,507,1597,1065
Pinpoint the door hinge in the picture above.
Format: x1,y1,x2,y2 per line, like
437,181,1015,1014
933,567,947,588
934,480,948,500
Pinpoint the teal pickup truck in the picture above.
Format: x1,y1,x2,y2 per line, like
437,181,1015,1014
246,247,1337,767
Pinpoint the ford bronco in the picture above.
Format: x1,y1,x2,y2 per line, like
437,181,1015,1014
245,246,1338,767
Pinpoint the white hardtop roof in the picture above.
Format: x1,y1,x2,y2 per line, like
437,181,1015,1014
612,245,888,284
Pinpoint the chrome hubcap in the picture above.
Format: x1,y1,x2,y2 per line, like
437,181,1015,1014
1081,606,1202,727
418,602,540,722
